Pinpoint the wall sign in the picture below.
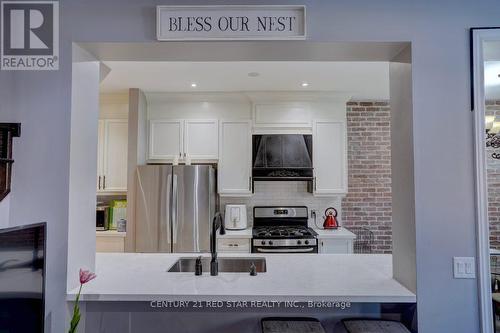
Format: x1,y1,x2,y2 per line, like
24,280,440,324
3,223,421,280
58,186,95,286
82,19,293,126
1,1,59,70
156,5,306,41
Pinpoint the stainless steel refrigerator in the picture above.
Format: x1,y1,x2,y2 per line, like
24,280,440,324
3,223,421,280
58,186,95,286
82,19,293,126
135,165,216,253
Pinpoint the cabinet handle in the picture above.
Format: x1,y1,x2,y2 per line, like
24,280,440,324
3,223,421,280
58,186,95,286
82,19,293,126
321,241,324,247
314,177,317,192
234,244,239,247
249,177,252,191
103,175,106,190
98,176,101,190
179,152,181,157
184,153,186,158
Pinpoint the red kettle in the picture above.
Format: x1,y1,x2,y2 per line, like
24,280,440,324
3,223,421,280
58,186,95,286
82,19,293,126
323,207,339,229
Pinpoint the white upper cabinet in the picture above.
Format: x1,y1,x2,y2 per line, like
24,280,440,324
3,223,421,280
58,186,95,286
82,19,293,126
148,120,183,160
218,120,252,196
253,103,312,129
184,120,218,160
148,119,218,162
97,119,128,193
97,120,105,190
313,120,348,195
103,120,129,191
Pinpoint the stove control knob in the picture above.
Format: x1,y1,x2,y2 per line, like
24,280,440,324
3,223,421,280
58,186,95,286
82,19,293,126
305,240,309,245
269,241,273,245
261,241,266,245
297,240,302,245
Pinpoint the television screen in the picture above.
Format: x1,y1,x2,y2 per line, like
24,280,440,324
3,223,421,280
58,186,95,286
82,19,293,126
0,223,46,333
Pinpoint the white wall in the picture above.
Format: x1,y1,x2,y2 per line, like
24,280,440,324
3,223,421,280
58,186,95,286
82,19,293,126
100,94,129,119
67,45,101,291
147,92,252,120
2,1,497,332
146,92,347,122
0,196,10,228
220,181,342,228
390,46,416,293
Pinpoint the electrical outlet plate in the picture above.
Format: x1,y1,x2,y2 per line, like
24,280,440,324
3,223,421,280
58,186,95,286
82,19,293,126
453,257,476,279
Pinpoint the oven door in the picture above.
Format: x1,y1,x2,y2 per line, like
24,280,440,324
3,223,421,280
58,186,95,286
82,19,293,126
252,246,318,254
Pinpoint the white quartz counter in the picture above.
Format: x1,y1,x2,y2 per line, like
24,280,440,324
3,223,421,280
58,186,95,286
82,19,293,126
68,253,415,303
217,228,253,239
313,227,356,239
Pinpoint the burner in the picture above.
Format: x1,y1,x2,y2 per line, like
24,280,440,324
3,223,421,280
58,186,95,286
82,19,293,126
253,226,316,238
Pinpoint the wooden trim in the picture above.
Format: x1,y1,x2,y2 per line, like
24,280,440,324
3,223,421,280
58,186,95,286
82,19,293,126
472,28,499,333
0,123,21,202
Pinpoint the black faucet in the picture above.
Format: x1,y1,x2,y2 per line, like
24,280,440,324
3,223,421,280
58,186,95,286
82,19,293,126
210,212,225,276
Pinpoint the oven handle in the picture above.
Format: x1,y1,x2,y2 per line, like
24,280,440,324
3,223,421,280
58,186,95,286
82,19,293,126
255,247,316,253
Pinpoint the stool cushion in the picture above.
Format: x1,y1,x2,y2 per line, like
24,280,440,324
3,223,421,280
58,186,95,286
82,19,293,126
261,317,326,333
342,319,411,333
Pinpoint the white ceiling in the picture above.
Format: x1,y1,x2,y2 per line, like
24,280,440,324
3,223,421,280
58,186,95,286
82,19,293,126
100,61,389,100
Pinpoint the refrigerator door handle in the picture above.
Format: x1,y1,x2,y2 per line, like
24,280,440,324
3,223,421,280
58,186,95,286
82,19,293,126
165,173,172,251
172,174,178,245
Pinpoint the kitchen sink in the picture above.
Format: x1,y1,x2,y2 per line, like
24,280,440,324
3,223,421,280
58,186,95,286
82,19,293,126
167,257,266,273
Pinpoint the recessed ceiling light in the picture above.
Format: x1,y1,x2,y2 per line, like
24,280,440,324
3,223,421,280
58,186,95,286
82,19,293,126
248,72,260,77
301,82,309,87
191,83,197,88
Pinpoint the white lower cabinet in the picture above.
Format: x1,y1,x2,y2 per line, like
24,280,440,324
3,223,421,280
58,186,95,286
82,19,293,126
218,120,253,196
217,238,251,253
313,120,347,195
318,238,354,254
96,231,126,252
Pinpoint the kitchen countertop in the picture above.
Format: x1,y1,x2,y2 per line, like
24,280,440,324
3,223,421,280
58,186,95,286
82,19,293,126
217,228,253,239
217,227,356,239
68,253,415,303
313,227,356,239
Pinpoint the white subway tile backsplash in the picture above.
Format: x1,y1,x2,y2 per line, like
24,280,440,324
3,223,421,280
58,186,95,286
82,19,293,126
219,181,342,228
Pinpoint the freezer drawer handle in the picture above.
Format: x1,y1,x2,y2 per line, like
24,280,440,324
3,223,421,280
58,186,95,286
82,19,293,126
255,247,315,253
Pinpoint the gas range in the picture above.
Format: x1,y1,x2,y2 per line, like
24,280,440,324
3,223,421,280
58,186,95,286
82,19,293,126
251,206,318,254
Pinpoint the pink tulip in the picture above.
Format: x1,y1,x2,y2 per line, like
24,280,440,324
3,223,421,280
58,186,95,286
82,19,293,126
79,269,96,285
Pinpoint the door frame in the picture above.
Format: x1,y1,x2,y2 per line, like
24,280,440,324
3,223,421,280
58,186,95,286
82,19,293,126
471,27,500,333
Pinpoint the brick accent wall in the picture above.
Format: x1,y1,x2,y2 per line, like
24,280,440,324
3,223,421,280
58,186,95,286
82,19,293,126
486,101,500,249
341,101,392,253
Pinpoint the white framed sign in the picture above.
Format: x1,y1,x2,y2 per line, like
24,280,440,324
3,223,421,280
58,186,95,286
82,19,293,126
156,5,306,41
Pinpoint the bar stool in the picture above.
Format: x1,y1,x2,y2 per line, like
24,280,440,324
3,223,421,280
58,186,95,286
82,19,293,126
349,227,374,254
261,317,326,333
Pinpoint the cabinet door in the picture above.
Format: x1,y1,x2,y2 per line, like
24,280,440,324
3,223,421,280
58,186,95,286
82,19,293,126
319,238,353,254
313,120,347,195
97,120,105,191
218,120,252,196
149,120,183,160
184,120,218,160
103,119,128,192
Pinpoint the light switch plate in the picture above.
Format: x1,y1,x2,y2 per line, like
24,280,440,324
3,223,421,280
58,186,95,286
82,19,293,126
453,257,476,279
